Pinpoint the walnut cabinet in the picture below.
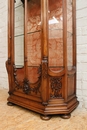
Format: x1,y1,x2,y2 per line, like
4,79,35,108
6,0,79,120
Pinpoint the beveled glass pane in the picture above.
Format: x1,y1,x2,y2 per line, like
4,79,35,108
48,0,63,69
67,0,73,70
14,0,24,67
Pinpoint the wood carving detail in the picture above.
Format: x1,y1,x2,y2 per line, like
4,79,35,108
13,65,41,95
42,59,48,79
50,77,62,98
6,58,11,73
13,65,22,90
23,78,31,94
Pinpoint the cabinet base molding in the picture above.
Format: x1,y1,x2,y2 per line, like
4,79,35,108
7,94,79,120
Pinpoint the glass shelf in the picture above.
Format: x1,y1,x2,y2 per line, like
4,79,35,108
15,34,24,37
15,4,23,9
27,30,41,35
14,30,73,38
15,65,24,68
49,29,73,38
14,31,42,38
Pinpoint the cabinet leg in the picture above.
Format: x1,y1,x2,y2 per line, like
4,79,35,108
7,102,14,106
40,115,51,120
60,113,71,119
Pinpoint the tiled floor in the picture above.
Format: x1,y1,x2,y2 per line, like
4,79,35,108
0,88,87,130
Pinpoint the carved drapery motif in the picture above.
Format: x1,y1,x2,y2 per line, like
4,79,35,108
13,65,41,95
23,77,41,95
50,77,62,98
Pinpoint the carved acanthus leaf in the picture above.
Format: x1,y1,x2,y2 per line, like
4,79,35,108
50,77,62,98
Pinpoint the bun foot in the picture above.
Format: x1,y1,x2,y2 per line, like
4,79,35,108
7,102,14,106
60,113,71,119
40,115,51,120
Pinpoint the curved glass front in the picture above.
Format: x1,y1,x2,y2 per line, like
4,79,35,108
48,0,63,71
14,0,24,84
14,0,24,67
67,0,73,70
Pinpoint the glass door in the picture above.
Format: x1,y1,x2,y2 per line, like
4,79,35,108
26,0,41,92
14,0,24,83
14,0,24,67
48,0,63,71
67,0,73,71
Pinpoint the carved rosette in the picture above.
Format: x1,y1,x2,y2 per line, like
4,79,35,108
23,78,31,94
50,77,62,98
13,65,41,95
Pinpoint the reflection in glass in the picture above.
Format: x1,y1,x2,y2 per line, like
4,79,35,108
14,1,24,67
48,0,63,69
67,0,73,70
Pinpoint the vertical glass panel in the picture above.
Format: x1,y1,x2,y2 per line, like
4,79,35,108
27,0,41,83
67,0,73,70
14,0,24,67
48,0,63,70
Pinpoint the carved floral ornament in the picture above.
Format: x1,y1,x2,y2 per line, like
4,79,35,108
50,77,62,98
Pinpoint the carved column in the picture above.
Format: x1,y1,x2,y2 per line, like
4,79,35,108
41,0,49,105
7,0,15,94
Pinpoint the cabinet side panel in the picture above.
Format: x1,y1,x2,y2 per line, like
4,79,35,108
68,75,75,97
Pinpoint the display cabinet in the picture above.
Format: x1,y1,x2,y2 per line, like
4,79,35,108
6,0,79,120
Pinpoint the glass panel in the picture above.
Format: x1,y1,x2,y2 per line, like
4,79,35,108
67,0,73,70
14,0,24,67
48,0,63,70
27,0,41,83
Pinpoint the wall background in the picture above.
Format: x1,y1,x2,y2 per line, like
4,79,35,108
76,0,87,108
0,0,87,108
0,0,8,89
